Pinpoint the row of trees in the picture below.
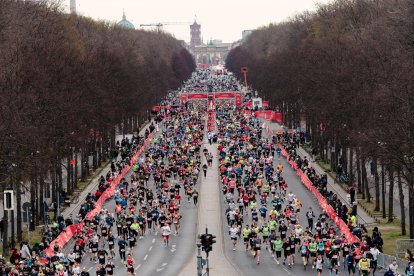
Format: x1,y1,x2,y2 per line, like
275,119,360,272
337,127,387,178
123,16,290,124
227,0,414,238
0,0,195,251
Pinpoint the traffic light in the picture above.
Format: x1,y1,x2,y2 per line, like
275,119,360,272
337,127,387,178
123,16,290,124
4,190,14,210
200,234,207,251
204,234,216,254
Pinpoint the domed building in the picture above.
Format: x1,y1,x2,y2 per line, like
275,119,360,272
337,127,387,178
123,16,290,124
117,11,135,29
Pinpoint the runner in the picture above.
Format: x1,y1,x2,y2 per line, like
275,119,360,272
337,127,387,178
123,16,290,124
273,236,283,264
162,223,171,247
229,224,240,251
242,225,251,251
316,255,324,276
126,254,135,276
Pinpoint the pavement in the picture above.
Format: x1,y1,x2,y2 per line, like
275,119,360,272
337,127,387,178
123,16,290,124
180,138,240,276
265,121,376,226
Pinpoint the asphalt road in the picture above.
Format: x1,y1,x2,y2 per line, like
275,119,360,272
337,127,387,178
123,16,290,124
63,127,199,276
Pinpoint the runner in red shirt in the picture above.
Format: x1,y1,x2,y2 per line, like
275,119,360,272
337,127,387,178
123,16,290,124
126,254,135,275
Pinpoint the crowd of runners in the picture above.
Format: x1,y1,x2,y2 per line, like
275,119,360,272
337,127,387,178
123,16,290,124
179,68,240,93
1,67,411,276
216,106,397,275
0,104,206,275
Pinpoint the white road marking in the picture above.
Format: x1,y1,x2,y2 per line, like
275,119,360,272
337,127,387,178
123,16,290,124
135,264,141,269
162,262,168,266
274,257,291,275
149,246,153,251
156,268,164,272
88,267,93,272
144,254,148,261
152,238,156,243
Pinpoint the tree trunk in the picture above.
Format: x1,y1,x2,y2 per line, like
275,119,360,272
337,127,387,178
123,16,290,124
349,148,354,183
397,171,406,235
66,152,71,195
51,166,56,203
57,150,63,198
373,158,380,211
30,171,36,231
97,138,102,168
39,172,45,223
15,172,22,241
388,166,394,223
342,145,348,177
356,149,363,196
81,145,87,182
330,141,335,173
409,182,414,239
3,209,8,254
362,158,370,202
381,163,386,219
74,148,78,188
92,130,97,170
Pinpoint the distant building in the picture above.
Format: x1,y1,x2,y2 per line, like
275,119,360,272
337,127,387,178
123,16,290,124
242,30,253,42
188,21,232,65
190,21,202,50
192,40,233,65
70,0,76,14
117,11,135,29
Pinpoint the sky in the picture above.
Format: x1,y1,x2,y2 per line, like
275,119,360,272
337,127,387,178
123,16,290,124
65,0,333,43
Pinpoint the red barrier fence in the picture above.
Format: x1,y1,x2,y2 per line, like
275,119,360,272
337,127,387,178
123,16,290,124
277,143,359,245
254,110,282,123
44,131,156,257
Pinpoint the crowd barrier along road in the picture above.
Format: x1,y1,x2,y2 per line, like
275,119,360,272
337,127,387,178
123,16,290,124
267,128,360,245
254,110,282,123
44,131,156,257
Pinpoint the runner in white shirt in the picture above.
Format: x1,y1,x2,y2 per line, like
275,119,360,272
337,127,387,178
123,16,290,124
370,245,381,275
162,225,171,247
229,225,239,251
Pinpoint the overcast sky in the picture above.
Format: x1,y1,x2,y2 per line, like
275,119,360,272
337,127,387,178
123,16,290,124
65,0,333,43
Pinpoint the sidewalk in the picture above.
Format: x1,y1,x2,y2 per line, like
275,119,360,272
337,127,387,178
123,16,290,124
180,141,240,276
266,121,376,226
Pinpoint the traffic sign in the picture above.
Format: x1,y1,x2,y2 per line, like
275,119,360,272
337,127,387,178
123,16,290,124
4,190,14,210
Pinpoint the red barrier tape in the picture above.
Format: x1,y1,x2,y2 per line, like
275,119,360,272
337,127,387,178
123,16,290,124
278,143,359,245
254,111,282,123
44,131,156,257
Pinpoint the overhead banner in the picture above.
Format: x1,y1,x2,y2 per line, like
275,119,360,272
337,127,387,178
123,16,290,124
187,93,208,100
214,92,236,99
